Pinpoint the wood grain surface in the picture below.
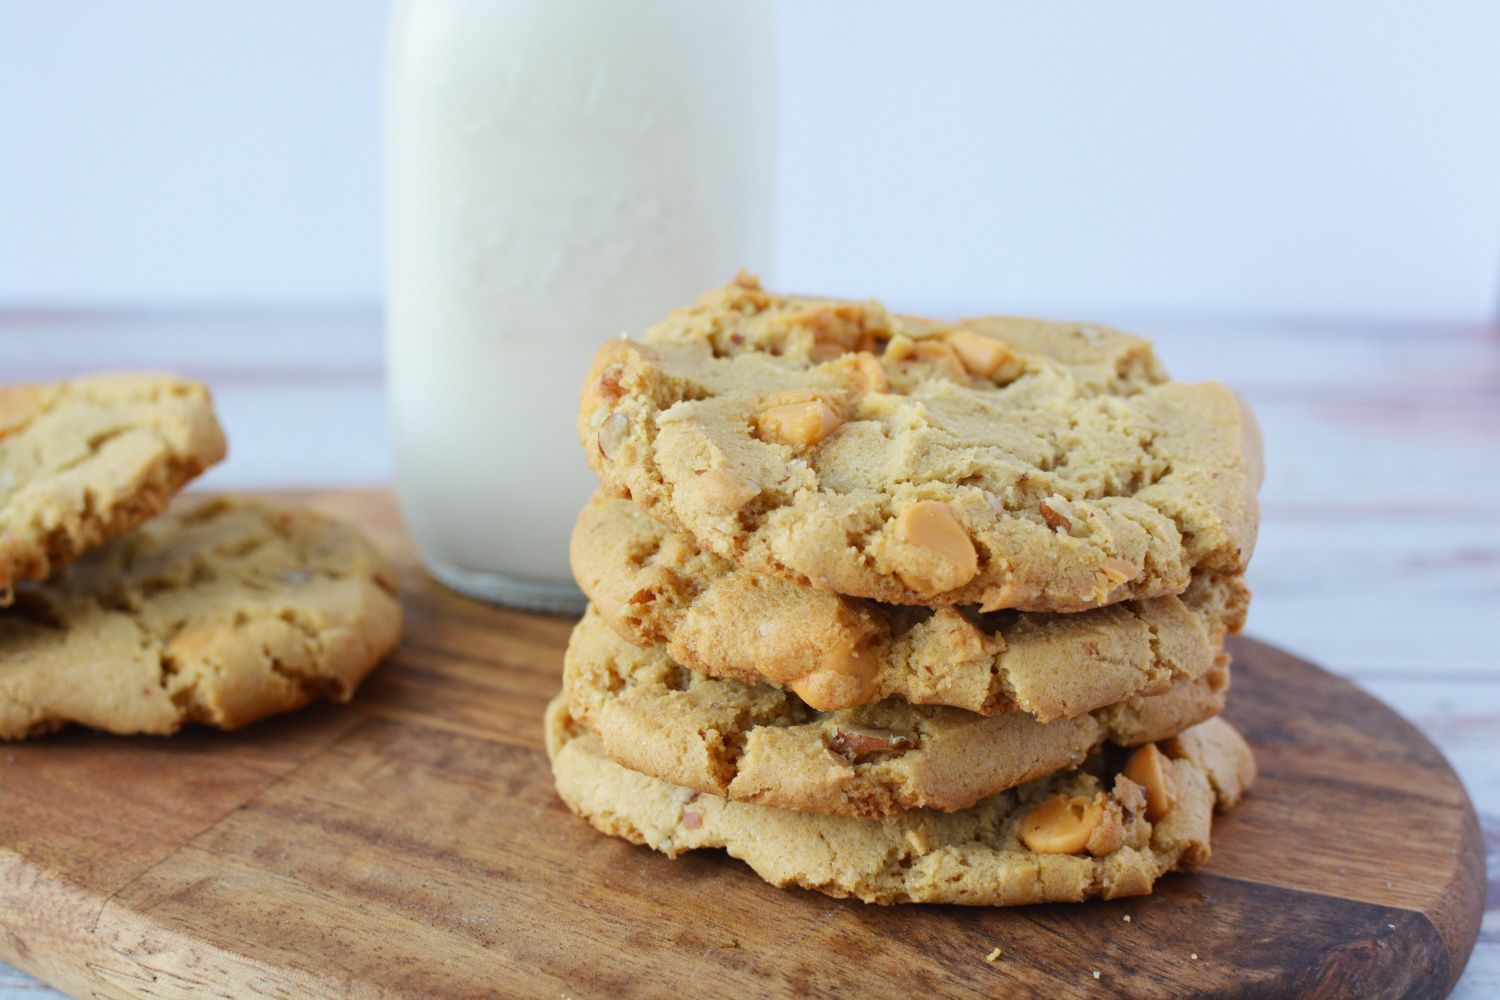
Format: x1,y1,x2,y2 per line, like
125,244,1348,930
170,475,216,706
0,491,1485,1000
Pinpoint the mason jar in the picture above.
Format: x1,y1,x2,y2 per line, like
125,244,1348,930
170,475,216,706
385,0,776,611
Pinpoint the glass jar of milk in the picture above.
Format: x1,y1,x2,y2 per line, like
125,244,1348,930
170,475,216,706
385,0,775,611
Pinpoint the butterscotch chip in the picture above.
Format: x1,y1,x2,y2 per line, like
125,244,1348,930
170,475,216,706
1020,793,1133,857
1020,795,1096,855
1124,743,1177,821
571,494,1248,719
0,373,227,603
0,497,402,739
881,334,917,361
904,340,966,380
577,275,1261,612
757,394,843,447
786,637,878,710
561,606,1231,818
891,500,978,595
548,701,1256,906
946,329,1018,378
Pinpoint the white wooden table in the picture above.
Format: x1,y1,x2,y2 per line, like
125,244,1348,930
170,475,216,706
2,312,1497,998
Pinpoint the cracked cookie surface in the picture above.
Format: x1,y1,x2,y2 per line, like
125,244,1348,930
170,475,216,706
548,699,1256,905
578,275,1261,613
0,372,227,602
0,496,402,739
574,492,1247,718
563,606,1230,817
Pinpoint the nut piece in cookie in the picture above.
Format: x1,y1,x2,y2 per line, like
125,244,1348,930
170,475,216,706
596,412,631,460
827,722,914,760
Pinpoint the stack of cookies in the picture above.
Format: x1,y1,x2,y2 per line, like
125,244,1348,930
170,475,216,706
550,275,1261,906
1,373,401,740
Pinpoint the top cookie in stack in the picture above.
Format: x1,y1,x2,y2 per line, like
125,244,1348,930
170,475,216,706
555,275,1262,905
578,272,1261,613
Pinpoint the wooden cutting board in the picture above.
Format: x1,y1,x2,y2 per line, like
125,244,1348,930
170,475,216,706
0,491,1483,1000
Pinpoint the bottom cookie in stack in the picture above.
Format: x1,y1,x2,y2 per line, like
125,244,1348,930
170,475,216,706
547,695,1254,906
548,609,1257,905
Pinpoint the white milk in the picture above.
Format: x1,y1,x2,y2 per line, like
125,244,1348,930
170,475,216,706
385,0,775,611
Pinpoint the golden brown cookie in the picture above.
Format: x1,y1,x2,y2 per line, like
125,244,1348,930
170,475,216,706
578,275,1261,613
573,492,1247,717
563,606,1229,818
1,496,402,739
548,699,1256,905
0,372,227,603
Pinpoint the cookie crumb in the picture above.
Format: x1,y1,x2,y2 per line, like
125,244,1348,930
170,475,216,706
985,948,1002,963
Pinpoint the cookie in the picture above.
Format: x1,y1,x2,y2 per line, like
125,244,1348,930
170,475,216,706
578,275,1261,613
1,372,227,603
573,492,1247,717
563,606,1229,817
1,496,402,739
548,698,1256,905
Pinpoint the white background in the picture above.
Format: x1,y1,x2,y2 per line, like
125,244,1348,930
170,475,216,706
1,0,1497,321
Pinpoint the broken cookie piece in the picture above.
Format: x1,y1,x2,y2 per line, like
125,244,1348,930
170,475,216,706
0,372,227,602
